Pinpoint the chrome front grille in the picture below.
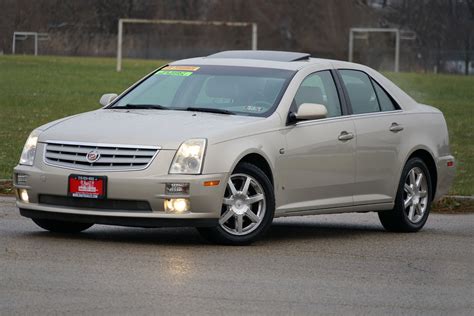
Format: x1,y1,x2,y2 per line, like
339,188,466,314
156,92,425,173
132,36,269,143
44,141,160,171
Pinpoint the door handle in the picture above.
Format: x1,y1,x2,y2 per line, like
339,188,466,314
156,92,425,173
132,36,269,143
338,131,354,141
389,122,404,133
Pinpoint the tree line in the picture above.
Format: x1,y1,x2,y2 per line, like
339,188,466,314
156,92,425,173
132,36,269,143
0,0,472,74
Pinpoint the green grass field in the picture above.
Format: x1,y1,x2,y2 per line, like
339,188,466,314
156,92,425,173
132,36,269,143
0,55,473,195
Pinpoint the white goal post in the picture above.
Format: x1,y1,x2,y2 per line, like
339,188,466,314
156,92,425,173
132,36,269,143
12,32,49,56
117,18,258,72
348,28,416,73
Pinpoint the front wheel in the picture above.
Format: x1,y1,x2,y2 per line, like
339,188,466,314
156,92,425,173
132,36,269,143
32,218,94,233
198,162,275,245
378,157,432,232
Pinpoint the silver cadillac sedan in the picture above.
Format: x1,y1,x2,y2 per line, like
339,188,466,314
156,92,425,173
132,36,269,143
14,50,455,245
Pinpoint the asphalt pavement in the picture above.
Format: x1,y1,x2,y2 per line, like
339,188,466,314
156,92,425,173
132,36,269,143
1,196,472,315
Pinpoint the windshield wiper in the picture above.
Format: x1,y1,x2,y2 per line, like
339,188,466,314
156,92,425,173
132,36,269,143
183,107,235,115
119,104,169,110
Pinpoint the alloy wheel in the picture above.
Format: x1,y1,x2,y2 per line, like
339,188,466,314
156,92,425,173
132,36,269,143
219,173,266,236
403,167,429,224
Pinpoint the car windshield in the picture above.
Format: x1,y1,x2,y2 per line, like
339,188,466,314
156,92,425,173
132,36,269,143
109,65,295,117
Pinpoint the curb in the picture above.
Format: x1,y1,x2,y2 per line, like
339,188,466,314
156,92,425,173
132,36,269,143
445,195,474,201
0,196,15,202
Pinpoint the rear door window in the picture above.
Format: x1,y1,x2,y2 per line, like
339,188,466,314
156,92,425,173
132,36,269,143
339,70,380,114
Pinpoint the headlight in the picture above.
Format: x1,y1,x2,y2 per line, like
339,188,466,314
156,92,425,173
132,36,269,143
169,139,207,174
19,129,41,166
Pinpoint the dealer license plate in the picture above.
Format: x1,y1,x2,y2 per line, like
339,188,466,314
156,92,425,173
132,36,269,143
68,175,107,199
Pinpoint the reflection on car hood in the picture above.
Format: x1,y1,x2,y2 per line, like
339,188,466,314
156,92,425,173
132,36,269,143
38,109,265,149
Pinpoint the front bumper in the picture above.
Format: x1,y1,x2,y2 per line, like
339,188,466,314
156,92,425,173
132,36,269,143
19,208,218,228
13,151,228,227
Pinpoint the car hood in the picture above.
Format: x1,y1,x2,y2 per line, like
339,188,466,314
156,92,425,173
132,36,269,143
38,109,267,149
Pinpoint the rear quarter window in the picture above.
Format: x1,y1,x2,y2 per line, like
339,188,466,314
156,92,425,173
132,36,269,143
372,79,397,111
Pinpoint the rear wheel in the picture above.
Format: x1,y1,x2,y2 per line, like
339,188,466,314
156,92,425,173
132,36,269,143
198,162,275,245
32,218,93,233
378,157,432,232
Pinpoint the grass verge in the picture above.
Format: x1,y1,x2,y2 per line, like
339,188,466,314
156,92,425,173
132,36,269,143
0,180,14,196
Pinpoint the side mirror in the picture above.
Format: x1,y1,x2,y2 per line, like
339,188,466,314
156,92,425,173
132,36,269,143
293,103,328,121
99,93,118,106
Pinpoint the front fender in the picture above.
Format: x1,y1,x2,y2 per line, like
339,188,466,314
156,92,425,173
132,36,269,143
202,130,284,182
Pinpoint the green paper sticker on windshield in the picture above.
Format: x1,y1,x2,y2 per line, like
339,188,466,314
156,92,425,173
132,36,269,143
157,70,193,76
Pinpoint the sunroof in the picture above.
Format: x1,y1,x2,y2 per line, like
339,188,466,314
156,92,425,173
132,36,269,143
207,50,311,62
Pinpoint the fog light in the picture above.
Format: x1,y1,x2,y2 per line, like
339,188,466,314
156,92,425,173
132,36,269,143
18,189,29,203
164,198,190,213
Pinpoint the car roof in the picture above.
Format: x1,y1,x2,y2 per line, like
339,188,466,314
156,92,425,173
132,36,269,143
170,50,333,71
171,50,375,73
171,49,389,72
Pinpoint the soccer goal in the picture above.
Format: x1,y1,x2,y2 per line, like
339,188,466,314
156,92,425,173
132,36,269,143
116,18,258,71
12,32,49,56
348,28,416,72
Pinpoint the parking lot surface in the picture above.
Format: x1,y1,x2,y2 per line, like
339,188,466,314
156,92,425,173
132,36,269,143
1,197,472,315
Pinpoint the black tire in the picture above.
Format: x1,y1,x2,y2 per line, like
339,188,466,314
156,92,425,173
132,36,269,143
378,157,433,232
32,218,93,233
198,162,275,245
